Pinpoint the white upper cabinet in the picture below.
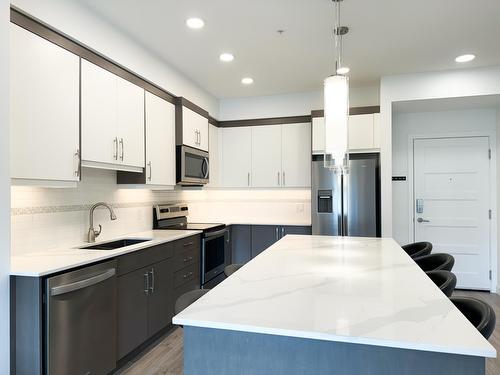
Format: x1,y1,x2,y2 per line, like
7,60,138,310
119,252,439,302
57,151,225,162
81,59,145,172
116,76,145,168
348,114,374,150
206,124,221,187
251,126,282,188
10,24,80,185
180,105,209,152
282,123,311,188
312,113,380,154
221,127,252,187
145,92,175,186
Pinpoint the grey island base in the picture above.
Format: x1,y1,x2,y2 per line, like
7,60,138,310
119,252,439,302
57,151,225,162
184,326,484,375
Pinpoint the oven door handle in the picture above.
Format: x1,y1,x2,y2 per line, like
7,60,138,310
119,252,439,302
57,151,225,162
204,228,228,240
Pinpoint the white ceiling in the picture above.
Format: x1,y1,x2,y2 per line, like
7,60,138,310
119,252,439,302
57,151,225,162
76,0,500,99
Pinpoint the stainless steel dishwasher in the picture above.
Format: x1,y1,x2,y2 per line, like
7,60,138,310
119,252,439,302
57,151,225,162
46,260,117,375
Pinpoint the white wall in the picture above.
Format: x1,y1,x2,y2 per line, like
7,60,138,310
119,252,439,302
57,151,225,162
497,107,500,292
0,0,9,371
218,87,379,120
11,0,219,116
380,66,500,237
392,108,497,245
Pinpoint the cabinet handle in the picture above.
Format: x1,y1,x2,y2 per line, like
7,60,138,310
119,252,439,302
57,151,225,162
277,172,280,186
74,149,80,178
283,172,286,187
113,138,118,160
199,130,202,146
248,172,250,186
183,241,194,247
281,227,285,238
144,272,149,295
147,161,152,181
183,272,193,279
119,138,124,161
183,256,193,263
149,268,155,293
275,227,279,240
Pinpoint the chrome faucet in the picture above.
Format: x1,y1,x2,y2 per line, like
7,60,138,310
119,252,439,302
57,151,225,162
87,202,117,243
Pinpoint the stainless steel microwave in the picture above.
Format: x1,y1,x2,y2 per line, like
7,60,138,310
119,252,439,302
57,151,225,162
176,145,209,185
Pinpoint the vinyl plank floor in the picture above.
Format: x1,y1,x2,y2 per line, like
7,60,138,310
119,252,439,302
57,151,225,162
118,290,500,375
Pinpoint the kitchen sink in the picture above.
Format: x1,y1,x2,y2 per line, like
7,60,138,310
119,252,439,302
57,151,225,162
78,238,152,250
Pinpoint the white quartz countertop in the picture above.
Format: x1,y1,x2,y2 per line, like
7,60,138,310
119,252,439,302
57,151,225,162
173,235,496,358
10,230,202,277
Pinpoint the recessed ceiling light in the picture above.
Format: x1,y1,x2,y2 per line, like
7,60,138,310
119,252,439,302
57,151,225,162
186,18,205,29
455,54,475,63
241,77,254,85
219,53,234,62
336,67,350,74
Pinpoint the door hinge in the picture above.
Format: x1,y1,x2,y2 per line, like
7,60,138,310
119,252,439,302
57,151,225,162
488,149,492,159
489,270,492,280
489,209,492,220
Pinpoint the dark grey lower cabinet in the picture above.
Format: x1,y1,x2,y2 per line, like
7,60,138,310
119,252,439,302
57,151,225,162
230,225,252,264
230,224,312,265
117,267,150,359
251,225,280,258
147,258,174,337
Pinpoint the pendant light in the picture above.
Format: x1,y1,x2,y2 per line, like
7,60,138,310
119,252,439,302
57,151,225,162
324,0,349,174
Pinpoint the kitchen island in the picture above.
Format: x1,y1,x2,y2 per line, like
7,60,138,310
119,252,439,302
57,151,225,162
173,235,496,375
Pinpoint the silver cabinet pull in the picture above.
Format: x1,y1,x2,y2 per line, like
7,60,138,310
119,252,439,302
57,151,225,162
183,272,194,279
199,130,202,146
147,161,152,181
149,268,155,294
74,149,81,177
277,172,280,186
50,268,116,296
113,137,118,160
281,227,285,238
417,217,430,223
248,172,250,186
144,272,149,295
183,241,194,247
283,171,286,187
119,138,124,161
275,227,279,240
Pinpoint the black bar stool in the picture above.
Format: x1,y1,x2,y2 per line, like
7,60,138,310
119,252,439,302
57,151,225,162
450,297,496,339
425,270,456,297
402,241,432,259
414,253,455,272
174,289,210,315
224,264,243,277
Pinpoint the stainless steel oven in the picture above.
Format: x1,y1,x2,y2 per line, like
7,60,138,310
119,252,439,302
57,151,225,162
177,145,209,185
201,228,229,286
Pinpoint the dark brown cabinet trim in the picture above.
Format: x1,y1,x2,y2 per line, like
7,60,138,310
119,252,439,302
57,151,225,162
311,106,380,118
218,115,311,128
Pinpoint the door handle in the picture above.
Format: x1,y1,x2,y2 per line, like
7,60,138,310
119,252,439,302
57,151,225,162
283,171,286,187
74,149,81,178
248,172,250,186
119,138,124,161
113,137,118,160
144,272,149,295
147,161,152,181
277,172,280,186
281,227,285,238
416,217,430,223
50,269,116,296
149,268,155,294
275,227,279,240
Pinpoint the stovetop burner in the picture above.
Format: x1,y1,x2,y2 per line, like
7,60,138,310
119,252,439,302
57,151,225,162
153,204,225,234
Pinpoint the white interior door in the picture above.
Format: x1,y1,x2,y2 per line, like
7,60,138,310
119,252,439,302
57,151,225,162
413,137,491,289
251,125,282,187
145,92,175,186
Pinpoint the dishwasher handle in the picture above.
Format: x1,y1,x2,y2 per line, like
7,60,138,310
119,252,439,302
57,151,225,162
50,268,116,296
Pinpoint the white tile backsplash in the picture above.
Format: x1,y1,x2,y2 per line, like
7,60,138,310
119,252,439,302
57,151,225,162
11,168,311,256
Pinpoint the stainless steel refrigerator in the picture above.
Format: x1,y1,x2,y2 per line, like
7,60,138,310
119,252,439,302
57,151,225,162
312,153,380,237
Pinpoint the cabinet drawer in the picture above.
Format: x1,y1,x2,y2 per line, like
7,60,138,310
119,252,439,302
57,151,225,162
117,243,174,276
174,263,199,288
174,235,200,255
173,246,199,271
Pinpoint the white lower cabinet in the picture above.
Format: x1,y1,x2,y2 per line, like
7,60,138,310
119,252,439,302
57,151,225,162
10,23,80,185
281,123,311,187
145,92,175,186
251,126,282,188
221,127,252,187
81,59,145,172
